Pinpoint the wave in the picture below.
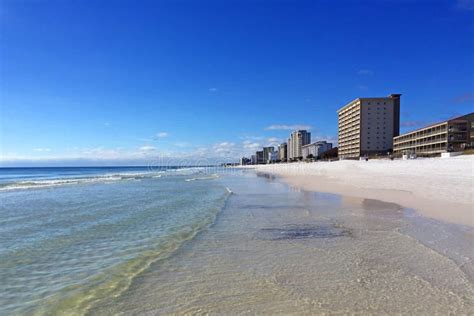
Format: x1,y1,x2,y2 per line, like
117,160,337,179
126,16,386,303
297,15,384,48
0,169,207,191
185,174,219,182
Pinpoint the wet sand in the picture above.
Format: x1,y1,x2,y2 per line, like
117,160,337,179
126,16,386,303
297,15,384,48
89,171,474,315
248,156,474,227
280,173,473,227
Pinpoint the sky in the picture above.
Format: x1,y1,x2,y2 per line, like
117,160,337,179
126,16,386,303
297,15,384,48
1,0,473,166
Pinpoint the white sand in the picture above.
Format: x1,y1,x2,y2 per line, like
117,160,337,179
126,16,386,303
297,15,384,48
246,156,474,227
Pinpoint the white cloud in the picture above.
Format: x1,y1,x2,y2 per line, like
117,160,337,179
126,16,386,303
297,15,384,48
33,148,51,152
357,69,374,75
155,132,169,138
265,124,312,131
239,135,264,141
208,88,218,92
139,145,156,152
243,140,261,151
213,142,235,154
266,137,282,146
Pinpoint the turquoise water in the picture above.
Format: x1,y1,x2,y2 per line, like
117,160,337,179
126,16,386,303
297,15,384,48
1,167,473,314
0,167,230,315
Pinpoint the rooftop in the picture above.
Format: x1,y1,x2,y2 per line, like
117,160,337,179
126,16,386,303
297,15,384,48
337,94,401,113
394,112,474,139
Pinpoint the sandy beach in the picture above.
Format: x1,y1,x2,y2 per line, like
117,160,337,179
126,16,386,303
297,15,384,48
245,156,474,227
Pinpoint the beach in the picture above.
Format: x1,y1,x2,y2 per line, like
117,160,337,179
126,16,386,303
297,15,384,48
1,166,473,314
246,156,474,227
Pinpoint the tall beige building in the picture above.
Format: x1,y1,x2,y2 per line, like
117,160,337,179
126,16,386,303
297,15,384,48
288,130,311,160
337,94,401,159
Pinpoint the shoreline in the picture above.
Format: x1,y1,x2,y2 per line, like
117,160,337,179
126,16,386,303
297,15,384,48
241,156,474,227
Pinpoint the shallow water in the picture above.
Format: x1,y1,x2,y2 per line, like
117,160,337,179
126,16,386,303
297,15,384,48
1,168,473,314
0,167,229,315
90,171,474,315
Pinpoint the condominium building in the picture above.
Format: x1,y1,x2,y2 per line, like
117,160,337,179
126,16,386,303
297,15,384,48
302,141,333,159
288,130,311,160
268,150,279,163
239,157,251,165
263,146,274,164
256,150,264,164
393,113,474,156
337,94,401,159
278,143,288,161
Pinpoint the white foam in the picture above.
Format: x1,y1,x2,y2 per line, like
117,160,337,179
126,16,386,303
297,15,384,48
185,174,219,182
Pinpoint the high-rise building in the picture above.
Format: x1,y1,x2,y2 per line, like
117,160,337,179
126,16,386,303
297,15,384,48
268,151,279,163
337,94,401,159
288,130,311,160
250,155,256,164
240,157,251,165
278,143,288,161
263,146,274,164
393,113,474,156
256,150,264,164
302,141,333,159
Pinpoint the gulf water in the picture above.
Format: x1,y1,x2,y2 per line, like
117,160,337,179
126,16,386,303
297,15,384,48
1,167,473,314
0,167,230,314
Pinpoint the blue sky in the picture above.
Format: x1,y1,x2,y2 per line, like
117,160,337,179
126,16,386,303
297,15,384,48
1,0,473,166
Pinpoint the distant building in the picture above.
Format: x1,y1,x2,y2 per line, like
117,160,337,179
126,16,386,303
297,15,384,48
250,155,256,165
263,146,274,164
302,141,333,159
288,130,311,160
240,157,251,165
320,147,338,159
256,150,265,164
268,150,279,163
393,113,474,156
337,94,401,159
278,143,287,162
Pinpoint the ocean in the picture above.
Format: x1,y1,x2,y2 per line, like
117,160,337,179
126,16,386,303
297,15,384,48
1,167,473,314
0,166,230,315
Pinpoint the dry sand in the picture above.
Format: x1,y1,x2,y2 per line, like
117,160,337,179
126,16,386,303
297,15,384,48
247,156,474,227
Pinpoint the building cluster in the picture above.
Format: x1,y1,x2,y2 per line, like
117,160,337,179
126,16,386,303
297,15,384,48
243,130,334,165
240,93,473,165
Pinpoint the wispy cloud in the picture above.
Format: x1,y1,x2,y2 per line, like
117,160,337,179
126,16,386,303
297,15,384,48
357,69,374,76
210,142,237,157
239,135,264,141
265,124,312,131
33,148,51,152
266,137,282,146
356,84,369,91
139,145,156,152
242,140,261,151
452,92,474,104
208,87,218,92
104,122,111,127
455,0,474,10
155,132,169,138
